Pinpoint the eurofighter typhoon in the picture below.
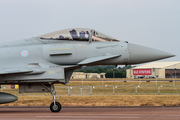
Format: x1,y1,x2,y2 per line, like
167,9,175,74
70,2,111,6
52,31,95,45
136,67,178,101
0,28,175,112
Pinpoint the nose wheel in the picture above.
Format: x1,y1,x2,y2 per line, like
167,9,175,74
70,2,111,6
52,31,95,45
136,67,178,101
50,102,61,112
43,84,62,112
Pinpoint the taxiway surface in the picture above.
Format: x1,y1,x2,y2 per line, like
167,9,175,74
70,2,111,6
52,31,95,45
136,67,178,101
0,106,180,120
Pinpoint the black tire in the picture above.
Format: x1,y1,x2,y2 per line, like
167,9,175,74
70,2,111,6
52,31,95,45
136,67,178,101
50,102,61,112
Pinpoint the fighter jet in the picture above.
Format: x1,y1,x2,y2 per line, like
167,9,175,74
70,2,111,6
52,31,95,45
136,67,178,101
0,28,175,112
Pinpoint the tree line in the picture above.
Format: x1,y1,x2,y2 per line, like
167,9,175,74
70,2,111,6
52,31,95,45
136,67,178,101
75,65,134,78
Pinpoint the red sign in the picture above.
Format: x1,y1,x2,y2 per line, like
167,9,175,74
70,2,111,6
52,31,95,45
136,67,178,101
133,69,152,75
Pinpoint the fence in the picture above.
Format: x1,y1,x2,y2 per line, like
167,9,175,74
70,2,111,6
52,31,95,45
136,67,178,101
2,85,180,96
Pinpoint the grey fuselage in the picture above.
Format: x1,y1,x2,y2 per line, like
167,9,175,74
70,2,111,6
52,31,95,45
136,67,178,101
0,35,174,85
0,38,128,84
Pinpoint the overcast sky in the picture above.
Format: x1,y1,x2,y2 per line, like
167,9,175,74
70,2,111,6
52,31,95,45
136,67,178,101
0,0,179,65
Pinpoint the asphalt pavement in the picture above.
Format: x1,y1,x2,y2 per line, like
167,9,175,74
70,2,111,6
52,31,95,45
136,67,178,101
0,106,180,120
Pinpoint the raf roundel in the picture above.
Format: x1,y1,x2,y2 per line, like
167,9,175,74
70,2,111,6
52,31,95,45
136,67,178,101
21,50,28,57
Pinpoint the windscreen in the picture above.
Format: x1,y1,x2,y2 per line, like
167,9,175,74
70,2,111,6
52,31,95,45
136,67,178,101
92,31,120,42
38,28,120,42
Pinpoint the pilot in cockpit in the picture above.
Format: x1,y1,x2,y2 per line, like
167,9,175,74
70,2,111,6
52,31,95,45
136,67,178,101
79,31,86,39
69,29,79,40
59,35,64,40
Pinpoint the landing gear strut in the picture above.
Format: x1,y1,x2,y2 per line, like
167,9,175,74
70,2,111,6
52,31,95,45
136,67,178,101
44,84,61,112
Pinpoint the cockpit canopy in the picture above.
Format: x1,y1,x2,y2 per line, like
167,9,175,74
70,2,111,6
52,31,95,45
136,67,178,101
38,28,120,42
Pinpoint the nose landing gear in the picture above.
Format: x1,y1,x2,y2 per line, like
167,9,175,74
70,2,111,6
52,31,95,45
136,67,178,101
44,84,61,112
50,84,61,112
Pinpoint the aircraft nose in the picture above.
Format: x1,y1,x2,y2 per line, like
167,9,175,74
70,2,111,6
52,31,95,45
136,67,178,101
127,43,175,64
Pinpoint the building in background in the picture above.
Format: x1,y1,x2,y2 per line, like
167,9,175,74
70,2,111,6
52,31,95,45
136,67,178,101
71,72,106,79
126,62,180,79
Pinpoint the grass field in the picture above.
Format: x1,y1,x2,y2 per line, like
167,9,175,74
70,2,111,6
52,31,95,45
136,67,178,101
1,80,180,106
1,95,180,106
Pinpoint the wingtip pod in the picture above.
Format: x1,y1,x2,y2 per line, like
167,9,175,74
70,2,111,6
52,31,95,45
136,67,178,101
0,92,18,104
127,43,175,64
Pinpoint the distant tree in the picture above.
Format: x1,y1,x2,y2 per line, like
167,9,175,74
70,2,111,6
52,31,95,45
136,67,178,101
84,68,94,73
74,65,134,78
118,67,122,70
105,70,113,78
105,68,126,78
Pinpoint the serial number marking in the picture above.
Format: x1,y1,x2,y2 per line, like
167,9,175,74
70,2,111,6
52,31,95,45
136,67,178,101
49,71,55,74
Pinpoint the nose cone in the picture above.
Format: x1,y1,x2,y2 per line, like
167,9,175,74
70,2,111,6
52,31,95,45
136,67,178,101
128,43,175,64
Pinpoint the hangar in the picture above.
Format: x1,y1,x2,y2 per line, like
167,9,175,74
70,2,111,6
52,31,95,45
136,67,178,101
71,72,106,79
126,62,180,79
